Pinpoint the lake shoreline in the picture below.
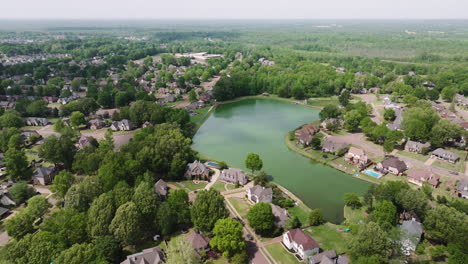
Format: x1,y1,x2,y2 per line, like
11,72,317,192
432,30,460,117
284,134,380,185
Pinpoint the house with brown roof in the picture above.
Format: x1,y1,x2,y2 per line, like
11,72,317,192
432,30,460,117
406,169,440,188
295,124,319,137
297,133,313,146
320,118,344,130
187,231,210,256
220,168,248,185
308,249,350,264
88,118,106,130
344,147,369,168
247,185,273,204
322,139,348,155
154,179,168,197
376,156,407,175
185,160,210,180
120,246,164,264
454,94,468,107
404,140,430,154
431,148,460,163
282,228,320,261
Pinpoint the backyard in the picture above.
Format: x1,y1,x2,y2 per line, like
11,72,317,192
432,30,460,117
178,181,207,191
432,149,467,173
264,243,301,264
227,197,251,218
304,224,350,255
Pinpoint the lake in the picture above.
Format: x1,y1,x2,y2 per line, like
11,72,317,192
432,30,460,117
192,98,371,222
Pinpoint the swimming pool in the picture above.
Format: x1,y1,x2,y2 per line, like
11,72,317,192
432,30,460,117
206,161,219,167
363,169,382,178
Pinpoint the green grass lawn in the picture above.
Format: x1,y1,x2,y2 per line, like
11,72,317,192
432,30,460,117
432,149,467,173
397,150,430,162
265,243,301,264
307,97,339,108
190,107,212,126
227,197,251,218
210,182,226,192
179,181,207,191
288,206,309,227
304,224,350,254
343,205,368,225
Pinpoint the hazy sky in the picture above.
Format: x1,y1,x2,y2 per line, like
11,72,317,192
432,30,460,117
3,0,468,19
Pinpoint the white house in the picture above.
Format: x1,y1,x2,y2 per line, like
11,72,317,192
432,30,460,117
282,228,319,261
400,220,423,256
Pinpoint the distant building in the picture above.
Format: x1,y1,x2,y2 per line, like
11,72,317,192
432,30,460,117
154,179,168,197
32,166,58,185
187,231,210,256
271,204,289,228
404,141,430,154
24,117,50,126
431,148,460,163
456,179,468,199
88,118,106,130
322,139,348,155
110,119,134,131
406,169,440,188
345,147,369,168
376,157,407,175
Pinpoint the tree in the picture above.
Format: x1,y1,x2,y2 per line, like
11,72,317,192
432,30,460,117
344,110,362,131
51,171,75,198
191,189,228,233
70,111,86,128
397,189,429,219
343,193,361,209
349,222,392,260
319,104,341,120
441,86,458,101
245,153,263,174
284,215,301,230
38,135,77,169
383,108,396,121
26,100,48,117
424,206,468,246
383,140,394,153
311,137,321,150
110,202,143,246
210,218,246,258
41,208,88,247
55,243,105,264
5,211,35,240
93,235,122,264
189,90,197,103
308,209,325,226
5,146,31,182
0,112,23,128
111,181,133,208
9,182,36,204
157,201,177,236
430,119,463,147
165,236,199,264
339,90,350,106
87,193,116,238
133,181,159,230
166,189,191,226
370,200,396,228
26,195,50,219
247,202,275,235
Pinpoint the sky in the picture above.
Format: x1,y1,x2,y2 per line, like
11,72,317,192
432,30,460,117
2,0,468,20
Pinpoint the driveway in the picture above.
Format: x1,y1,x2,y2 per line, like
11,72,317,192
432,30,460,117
205,168,220,190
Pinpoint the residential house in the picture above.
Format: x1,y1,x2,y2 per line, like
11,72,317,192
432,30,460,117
185,101,205,111
0,191,16,207
282,228,320,261
220,168,248,185
199,92,212,103
165,95,176,103
247,185,273,204
88,118,106,130
308,249,349,264
431,148,460,163
322,139,348,155
187,231,210,256
110,119,134,131
24,117,50,126
142,121,153,128
295,124,319,137
400,220,423,256
456,179,468,199
21,130,42,146
376,157,407,175
297,133,313,146
154,179,168,197
271,204,289,228
386,108,403,131
185,160,210,179
345,147,369,168
458,122,468,131
404,141,430,154
120,246,165,264
62,117,70,126
454,94,468,107
0,207,10,219
77,136,95,150
32,166,58,185
406,169,440,188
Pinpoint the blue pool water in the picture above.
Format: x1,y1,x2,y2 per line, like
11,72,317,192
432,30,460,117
207,161,219,167
364,169,382,178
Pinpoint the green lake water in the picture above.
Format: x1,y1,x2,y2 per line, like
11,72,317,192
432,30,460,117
192,98,371,222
